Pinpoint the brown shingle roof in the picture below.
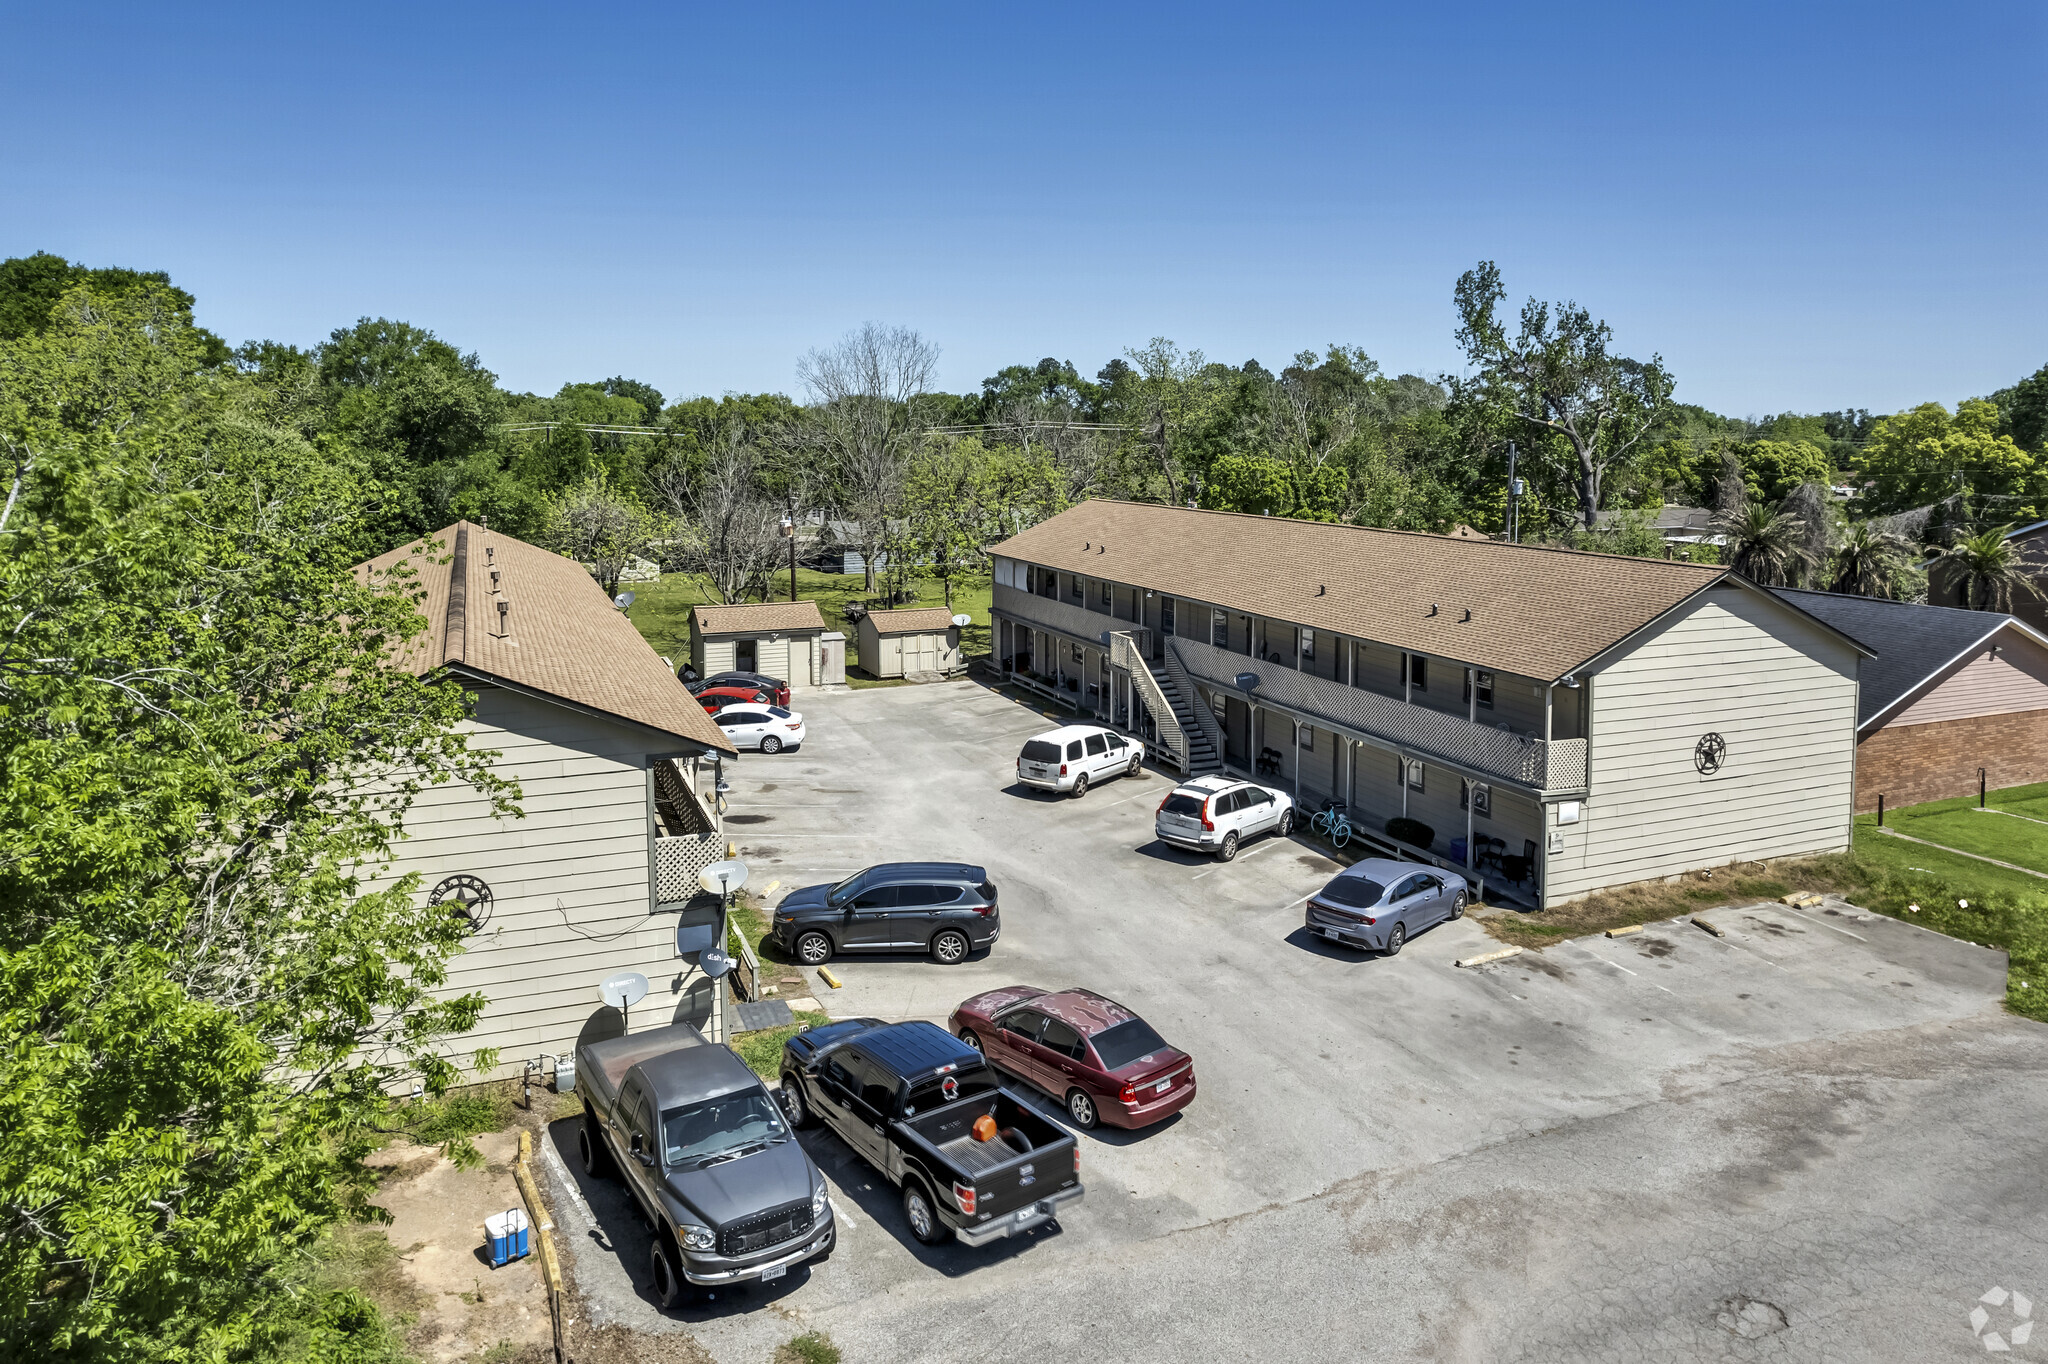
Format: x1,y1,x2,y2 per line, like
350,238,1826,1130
691,601,828,635
360,523,734,753
989,501,1729,681
863,607,960,634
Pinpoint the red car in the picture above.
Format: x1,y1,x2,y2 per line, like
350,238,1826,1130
948,987,1194,1131
694,684,776,712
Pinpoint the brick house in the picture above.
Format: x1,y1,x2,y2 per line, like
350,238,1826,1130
1778,589,2048,810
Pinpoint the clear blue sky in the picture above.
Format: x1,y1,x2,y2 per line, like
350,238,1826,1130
4,3,2042,415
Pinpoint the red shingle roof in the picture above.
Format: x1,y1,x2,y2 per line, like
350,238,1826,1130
360,523,734,753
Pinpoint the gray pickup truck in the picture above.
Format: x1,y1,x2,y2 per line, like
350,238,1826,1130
573,1024,834,1306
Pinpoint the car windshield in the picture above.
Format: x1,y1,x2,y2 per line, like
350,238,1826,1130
1090,1018,1171,1072
827,869,872,905
1161,794,1205,816
1020,740,1061,763
662,1089,789,1169
1318,875,1386,908
902,1065,1000,1117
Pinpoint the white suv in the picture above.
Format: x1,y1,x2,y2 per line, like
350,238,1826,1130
1154,775,1294,861
1016,724,1146,797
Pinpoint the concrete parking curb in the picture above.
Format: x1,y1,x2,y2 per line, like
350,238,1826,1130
1691,916,1726,938
817,967,843,989
514,1129,566,1362
1456,946,1524,968
1605,925,1643,938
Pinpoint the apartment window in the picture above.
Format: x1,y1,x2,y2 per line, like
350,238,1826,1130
1210,689,1227,718
1071,642,1084,664
1461,780,1491,817
1069,574,1083,601
1405,654,1428,692
1099,579,1111,609
1464,669,1494,709
1211,608,1229,648
1298,628,1314,661
1298,722,1314,753
1404,758,1425,791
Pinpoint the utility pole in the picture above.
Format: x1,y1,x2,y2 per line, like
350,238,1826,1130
1506,442,1521,544
781,507,797,602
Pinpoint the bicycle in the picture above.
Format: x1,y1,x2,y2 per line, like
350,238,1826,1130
1309,799,1349,836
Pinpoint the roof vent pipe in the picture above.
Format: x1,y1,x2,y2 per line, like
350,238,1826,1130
1427,604,1438,616
496,598,509,635
1460,609,1471,623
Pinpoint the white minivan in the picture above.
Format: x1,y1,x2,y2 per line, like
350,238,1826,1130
1016,724,1146,797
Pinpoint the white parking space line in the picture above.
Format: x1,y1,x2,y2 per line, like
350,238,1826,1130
1774,905,1869,941
828,1196,857,1230
1572,943,1679,995
1192,842,1280,878
1098,786,1166,809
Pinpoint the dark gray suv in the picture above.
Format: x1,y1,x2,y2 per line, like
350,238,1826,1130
770,862,999,966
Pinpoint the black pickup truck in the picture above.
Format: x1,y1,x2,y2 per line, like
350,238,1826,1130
573,1023,834,1306
779,1019,1082,1246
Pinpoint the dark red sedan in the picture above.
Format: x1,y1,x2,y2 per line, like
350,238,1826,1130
694,684,776,713
948,987,1194,1131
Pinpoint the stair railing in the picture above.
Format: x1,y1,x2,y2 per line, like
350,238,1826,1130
1163,640,1224,763
1110,630,1188,773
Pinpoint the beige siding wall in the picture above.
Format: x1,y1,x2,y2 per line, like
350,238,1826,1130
1545,585,1859,903
703,638,737,675
757,636,792,684
1888,630,2048,726
368,687,708,1081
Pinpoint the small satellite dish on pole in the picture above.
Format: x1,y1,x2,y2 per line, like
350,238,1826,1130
1235,672,1261,692
698,947,734,979
699,859,748,899
599,971,650,1032
951,613,972,627
613,591,636,610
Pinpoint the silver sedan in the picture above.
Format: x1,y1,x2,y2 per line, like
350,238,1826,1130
1302,857,1469,954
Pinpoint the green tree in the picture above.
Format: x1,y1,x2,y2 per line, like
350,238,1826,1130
1933,525,2044,611
0,251,231,365
1829,520,1916,598
1452,261,1675,530
538,469,657,599
1990,362,2048,453
1716,496,1814,587
1859,399,2044,521
1740,439,1834,502
0,287,511,1360
905,437,997,610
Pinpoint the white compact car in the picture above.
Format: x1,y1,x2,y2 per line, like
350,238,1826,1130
1015,724,1146,797
714,703,805,753
1153,775,1294,860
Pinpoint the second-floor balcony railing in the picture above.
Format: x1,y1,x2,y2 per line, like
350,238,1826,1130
1166,634,1588,793
992,583,1138,651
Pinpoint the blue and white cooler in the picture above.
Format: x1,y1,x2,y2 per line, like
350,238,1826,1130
484,1208,530,1268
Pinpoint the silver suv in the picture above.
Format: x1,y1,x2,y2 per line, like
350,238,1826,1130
1153,776,1294,861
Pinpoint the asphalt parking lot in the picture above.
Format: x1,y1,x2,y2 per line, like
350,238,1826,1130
543,677,2048,1362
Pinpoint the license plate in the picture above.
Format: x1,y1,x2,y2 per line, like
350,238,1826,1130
1017,1207,1035,1222
759,1262,786,1282
1322,927,1343,941
1154,1079,1171,1094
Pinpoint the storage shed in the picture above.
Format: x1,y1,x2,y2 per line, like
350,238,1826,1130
856,606,966,679
690,601,830,689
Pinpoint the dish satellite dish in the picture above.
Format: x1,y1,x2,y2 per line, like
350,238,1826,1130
1235,671,1261,692
951,613,972,627
699,858,749,896
698,947,734,979
599,970,650,1031
613,591,636,610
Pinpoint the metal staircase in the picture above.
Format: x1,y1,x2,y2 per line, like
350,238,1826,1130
1145,657,1222,776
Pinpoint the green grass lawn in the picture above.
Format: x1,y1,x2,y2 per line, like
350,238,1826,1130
620,564,992,682
1855,780,2048,876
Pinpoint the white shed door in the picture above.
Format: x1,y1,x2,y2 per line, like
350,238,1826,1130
758,638,791,683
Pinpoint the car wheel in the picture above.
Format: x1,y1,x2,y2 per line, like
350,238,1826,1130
580,1115,612,1178
1276,809,1293,837
1071,772,1089,798
780,1074,815,1128
761,735,783,754
903,1179,950,1245
796,931,832,965
1449,890,1467,920
1216,832,1238,862
1385,922,1407,955
931,929,970,965
650,1234,686,1310
1127,754,1142,777
958,1028,984,1054
1066,1088,1099,1129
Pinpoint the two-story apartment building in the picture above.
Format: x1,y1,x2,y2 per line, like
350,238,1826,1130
989,501,1871,909
358,522,737,1081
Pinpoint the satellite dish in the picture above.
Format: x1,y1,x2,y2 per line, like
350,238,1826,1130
613,591,636,610
951,613,972,627
698,947,734,979
599,971,649,1009
1235,672,1261,692
698,858,749,896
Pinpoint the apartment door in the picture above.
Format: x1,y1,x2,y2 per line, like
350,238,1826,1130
1156,597,1175,659
735,638,757,672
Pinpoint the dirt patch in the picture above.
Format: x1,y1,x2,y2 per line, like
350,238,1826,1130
565,1322,713,1364
1480,861,1798,948
1634,937,1676,958
1297,854,1340,873
1741,915,1803,937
